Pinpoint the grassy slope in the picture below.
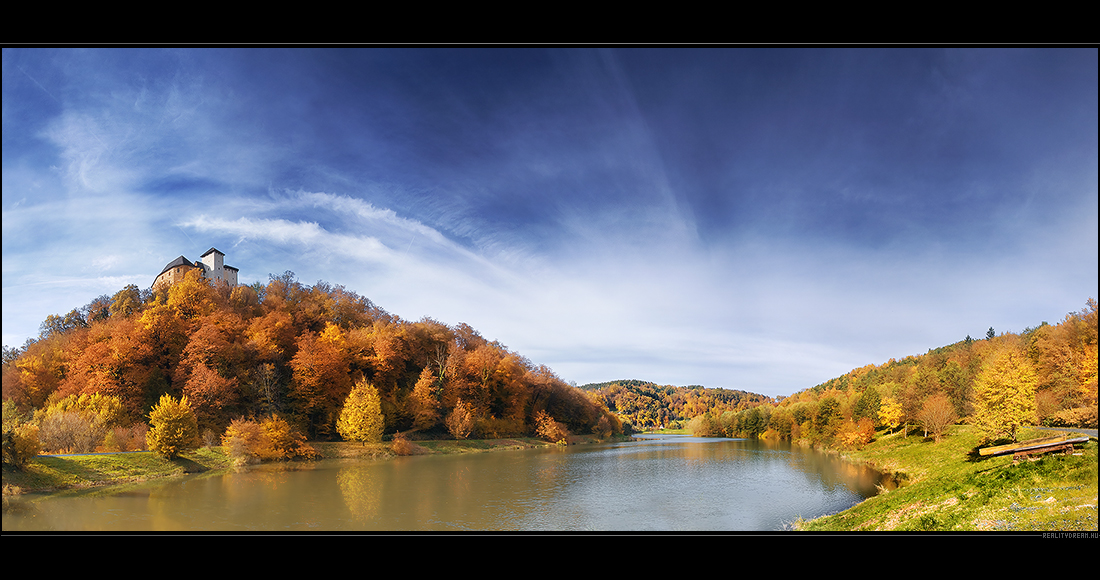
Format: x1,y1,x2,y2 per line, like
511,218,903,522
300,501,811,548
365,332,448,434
2,447,234,494
799,425,1098,531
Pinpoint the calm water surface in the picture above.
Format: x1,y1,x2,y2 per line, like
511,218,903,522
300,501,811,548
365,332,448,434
2,435,890,531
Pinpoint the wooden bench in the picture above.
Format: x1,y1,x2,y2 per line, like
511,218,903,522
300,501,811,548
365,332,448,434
1009,441,1078,461
978,435,1089,459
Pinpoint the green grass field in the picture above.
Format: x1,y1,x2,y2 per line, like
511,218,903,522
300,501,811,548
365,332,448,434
2,447,234,495
798,425,1098,531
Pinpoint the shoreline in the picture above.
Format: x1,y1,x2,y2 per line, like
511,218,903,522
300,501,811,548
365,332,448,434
8,427,1092,531
794,425,1098,531
2,434,624,496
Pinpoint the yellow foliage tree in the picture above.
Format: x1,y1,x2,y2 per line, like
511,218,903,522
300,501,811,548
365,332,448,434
34,392,125,453
146,394,200,459
973,346,1037,442
1079,334,1098,407
337,380,384,444
2,400,40,470
878,396,903,432
166,270,215,319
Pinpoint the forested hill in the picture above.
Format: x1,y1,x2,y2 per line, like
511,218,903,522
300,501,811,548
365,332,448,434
578,380,774,431
682,299,1097,444
2,270,622,444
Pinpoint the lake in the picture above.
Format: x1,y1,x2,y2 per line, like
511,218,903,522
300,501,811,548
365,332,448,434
1,434,892,532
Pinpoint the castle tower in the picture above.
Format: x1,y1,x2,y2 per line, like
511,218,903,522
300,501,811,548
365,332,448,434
201,247,224,274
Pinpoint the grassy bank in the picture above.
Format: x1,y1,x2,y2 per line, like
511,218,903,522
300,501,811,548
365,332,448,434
2,447,235,495
2,436,580,495
797,425,1098,531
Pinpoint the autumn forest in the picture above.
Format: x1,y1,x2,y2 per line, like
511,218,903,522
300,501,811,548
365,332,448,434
2,271,623,456
668,299,1097,448
2,265,1096,462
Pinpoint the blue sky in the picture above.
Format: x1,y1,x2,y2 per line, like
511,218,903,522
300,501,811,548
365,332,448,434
3,48,1097,398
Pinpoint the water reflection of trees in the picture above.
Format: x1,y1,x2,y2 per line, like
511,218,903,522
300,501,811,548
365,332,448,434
778,442,889,496
338,464,382,522
5,442,896,531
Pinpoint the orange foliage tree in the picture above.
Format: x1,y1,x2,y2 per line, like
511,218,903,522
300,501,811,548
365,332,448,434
409,367,443,430
222,414,315,464
289,330,352,439
917,393,957,442
183,363,239,432
445,398,475,439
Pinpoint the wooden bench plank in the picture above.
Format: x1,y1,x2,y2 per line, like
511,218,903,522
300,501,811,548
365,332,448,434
979,436,1088,457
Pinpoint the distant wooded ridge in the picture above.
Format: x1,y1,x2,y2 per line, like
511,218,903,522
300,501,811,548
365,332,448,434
604,299,1097,445
577,379,774,431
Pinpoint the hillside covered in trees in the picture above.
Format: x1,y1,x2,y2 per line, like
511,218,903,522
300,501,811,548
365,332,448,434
579,380,773,431
3,265,1094,461
2,271,622,454
683,299,1098,447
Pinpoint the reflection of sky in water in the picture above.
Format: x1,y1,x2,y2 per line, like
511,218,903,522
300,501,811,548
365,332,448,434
521,437,878,531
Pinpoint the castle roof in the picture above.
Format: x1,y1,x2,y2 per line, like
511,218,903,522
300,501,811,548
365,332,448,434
158,255,199,276
201,247,225,258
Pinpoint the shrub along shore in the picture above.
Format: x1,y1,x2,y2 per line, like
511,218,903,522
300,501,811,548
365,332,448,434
795,425,1098,531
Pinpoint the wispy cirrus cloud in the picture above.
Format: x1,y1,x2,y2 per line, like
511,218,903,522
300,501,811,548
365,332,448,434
3,48,1095,395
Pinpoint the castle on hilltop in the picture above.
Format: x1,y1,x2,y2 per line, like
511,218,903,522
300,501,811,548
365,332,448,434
153,247,239,289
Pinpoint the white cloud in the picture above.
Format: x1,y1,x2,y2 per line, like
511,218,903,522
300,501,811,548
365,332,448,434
171,181,1096,398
